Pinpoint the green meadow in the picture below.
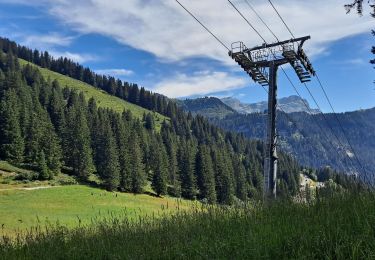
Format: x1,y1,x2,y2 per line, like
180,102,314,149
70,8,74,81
1,192,374,259
18,58,168,130
0,185,194,237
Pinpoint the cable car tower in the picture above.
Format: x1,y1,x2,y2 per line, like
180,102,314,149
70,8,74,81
229,36,315,199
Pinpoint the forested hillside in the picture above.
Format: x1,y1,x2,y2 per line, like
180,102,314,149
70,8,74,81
212,110,375,177
0,38,307,202
180,97,375,180
178,97,236,119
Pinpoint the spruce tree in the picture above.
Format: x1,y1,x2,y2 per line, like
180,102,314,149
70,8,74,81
96,119,120,191
178,140,197,199
233,158,248,201
64,106,95,180
144,113,154,130
196,145,216,203
128,129,146,193
0,89,24,163
37,151,50,180
151,142,168,196
213,149,234,204
113,115,131,191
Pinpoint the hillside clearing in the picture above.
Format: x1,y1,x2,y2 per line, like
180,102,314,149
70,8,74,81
0,185,194,237
18,58,168,131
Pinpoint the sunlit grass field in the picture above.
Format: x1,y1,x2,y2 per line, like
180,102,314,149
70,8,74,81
18,58,168,131
0,185,194,237
1,192,374,259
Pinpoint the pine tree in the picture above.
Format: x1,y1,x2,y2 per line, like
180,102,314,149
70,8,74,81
233,157,248,201
0,89,24,163
37,151,50,180
196,145,216,203
161,125,180,197
213,149,234,204
128,129,146,193
144,113,155,130
64,106,95,180
151,141,168,196
178,140,197,199
113,115,131,192
96,119,120,191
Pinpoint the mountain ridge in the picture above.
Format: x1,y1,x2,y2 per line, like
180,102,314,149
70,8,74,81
179,96,375,180
221,95,321,114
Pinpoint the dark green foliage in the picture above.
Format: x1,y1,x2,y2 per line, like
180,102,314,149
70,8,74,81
210,110,375,183
317,166,335,182
195,145,216,203
37,151,50,180
143,113,154,130
233,157,248,201
64,104,95,180
213,148,234,204
161,123,181,197
128,129,146,193
0,89,24,163
0,42,306,202
95,120,120,191
151,141,168,196
178,140,197,200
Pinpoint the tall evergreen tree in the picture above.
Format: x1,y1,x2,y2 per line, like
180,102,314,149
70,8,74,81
213,149,234,204
151,142,168,196
0,89,24,163
233,157,248,201
178,140,197,199
128,129,146,193
113,114,131,192
96,119,120,191
64,106,95,180
37,151,50,180
196,145,216,203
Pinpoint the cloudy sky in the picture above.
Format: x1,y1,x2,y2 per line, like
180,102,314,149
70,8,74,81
0,0,374,112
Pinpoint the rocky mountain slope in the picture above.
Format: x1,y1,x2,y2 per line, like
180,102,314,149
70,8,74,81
180,96,375,181
221,95,321,114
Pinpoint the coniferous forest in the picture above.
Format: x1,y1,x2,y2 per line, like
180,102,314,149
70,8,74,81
0,38,308,203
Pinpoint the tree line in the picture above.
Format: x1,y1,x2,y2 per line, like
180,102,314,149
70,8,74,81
0,44,303,203
0,37,170,116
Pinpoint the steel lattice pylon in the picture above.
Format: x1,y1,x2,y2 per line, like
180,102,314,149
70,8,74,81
229,36,315,199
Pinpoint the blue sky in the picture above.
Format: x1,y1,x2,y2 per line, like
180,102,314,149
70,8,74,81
0,0,374,112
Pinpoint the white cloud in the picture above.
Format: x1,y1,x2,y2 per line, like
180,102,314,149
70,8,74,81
9,0,372,64
49,51,97,63
3,0,373,97
22,33,74,49
153,71,247,98
95,69,134,77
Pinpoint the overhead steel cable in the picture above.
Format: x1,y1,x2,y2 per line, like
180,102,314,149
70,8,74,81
227,0,267,43
315,74,371,181
175,0,308,151
281,71,353,172
229,0,358,175
244,0,280,41
175,0,363,183
266,0,372,185
175,0,230,51
267,0,295,38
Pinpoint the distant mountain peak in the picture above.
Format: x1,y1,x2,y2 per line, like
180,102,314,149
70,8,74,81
221,95,320,114
178,96,236,119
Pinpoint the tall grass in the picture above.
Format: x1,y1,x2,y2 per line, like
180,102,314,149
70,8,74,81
1,192,374,259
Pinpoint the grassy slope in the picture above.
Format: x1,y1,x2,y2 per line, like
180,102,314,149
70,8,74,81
1,193,374,259
18,58,168,130
0,185,194,236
